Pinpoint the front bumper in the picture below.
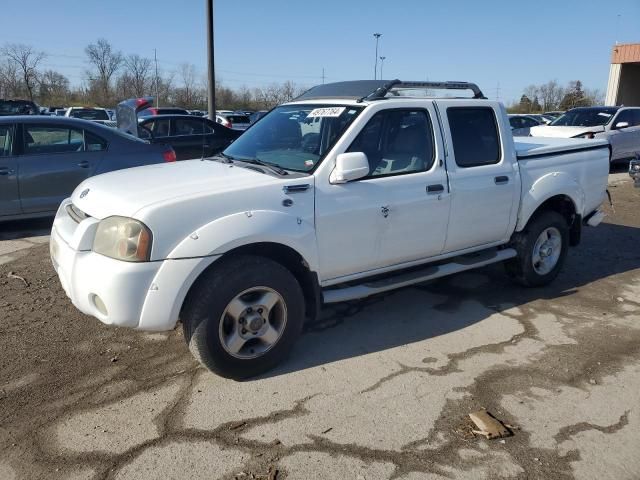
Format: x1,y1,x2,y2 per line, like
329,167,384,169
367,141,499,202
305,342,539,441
50,204,218,331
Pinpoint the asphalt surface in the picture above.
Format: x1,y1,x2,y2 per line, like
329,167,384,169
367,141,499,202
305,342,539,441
0,171,638,480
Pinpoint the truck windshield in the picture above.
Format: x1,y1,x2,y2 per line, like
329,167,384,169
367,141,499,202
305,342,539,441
223,104,363,172
550,108,618,127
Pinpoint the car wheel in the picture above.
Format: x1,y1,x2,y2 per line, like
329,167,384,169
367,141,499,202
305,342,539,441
505,210,569,287
182,255,305,379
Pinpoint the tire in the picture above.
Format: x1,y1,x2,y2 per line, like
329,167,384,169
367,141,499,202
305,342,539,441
182,255,305,379
505,210,569,287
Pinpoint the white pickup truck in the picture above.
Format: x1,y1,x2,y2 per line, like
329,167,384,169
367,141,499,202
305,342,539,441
50,80,610,379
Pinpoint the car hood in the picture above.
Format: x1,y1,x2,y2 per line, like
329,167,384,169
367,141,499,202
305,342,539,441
71,159,281,219
529,125,606,138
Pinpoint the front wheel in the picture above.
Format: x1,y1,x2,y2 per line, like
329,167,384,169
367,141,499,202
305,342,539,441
505,211,569,287
182,255,305,379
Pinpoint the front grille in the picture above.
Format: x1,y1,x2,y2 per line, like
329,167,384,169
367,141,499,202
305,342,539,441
66,204,90,224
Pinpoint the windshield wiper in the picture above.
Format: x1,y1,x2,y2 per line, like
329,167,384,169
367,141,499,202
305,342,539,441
239,158,288,175
208,152,235,163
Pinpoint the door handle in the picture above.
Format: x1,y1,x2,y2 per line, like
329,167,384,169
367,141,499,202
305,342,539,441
78,161,89,168
426,184,444,194
495,176,509,185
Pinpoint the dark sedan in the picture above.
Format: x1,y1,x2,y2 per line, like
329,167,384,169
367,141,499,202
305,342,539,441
138,115,241,160
0,116,176,221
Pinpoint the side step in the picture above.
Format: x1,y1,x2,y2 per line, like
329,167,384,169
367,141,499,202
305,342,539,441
322,248,517,304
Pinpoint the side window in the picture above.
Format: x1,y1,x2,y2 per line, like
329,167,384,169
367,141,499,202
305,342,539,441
522,117,538,128
633,110,640,127
174,118,213,136
614,110,634,128
347,109,435,177
23,125,85,155
145,118,170,137
447,107,501,167
509,117,520,129
0,125,13,157
85,131,107,151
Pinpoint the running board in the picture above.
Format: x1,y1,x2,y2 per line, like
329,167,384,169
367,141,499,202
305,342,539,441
322,248,517,304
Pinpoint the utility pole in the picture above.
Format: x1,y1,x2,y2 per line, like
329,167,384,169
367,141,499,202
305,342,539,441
154,49,160,108
206,0,216,120
379,56,386,79
373,33,382,80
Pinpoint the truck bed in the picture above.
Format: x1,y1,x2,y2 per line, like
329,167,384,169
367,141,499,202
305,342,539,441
515,137,609,159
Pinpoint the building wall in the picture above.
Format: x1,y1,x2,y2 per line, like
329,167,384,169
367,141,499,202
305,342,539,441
618,64,640,106
606,43,640,106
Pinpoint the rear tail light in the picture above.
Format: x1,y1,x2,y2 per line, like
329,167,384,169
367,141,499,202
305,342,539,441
163,149,176,162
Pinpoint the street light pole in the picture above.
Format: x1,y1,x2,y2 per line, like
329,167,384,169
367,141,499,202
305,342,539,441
373,33,381,80
206,0,216,120
379,56,386,79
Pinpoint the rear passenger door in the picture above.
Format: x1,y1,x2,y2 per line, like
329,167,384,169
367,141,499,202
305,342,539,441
609,109,640,160
436,102,519,253
18,124,99,214
0,124,21,216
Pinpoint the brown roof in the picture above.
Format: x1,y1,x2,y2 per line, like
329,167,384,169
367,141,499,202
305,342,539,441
611,43,640,64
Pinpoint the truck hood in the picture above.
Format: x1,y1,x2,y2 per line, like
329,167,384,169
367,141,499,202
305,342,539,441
71,160,281,219
529,125,605,138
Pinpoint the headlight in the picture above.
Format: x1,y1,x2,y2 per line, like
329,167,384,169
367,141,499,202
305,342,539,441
93,216,152,262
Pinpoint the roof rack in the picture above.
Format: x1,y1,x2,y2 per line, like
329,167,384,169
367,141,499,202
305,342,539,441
362,80,486,101
294,80,486,102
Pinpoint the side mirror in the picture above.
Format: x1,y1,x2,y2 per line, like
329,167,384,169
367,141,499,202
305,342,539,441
614,121,629,130
330,152,370,184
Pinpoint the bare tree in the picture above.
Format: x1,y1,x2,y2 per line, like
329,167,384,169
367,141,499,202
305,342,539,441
0,58,22,98
1,44,46,101
85,39,123,104
39,70,70,105
538,80,565,112
123,54,152,97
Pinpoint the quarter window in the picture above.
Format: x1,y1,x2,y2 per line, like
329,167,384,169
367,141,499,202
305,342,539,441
85,131,107,151
347,109,435,177
448,107,501,167
174,118,213,135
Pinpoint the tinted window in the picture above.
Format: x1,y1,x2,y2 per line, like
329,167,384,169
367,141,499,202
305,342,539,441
174,118,213,135
85,131,107,151
69,109,109,120
613,109,637,127
634,110,640,127
522,117,539,128
23,126,84,155
348,109,435,177
0,125,12,156
144,119,171,137
227,115,250,124
551,108,617,127
447,107,501,167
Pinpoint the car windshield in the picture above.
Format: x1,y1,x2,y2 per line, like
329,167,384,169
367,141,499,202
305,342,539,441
70,109,109,120
223,104,363,172
550,108,618,127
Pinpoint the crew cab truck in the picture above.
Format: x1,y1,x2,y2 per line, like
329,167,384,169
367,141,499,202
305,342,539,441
49,80,610,379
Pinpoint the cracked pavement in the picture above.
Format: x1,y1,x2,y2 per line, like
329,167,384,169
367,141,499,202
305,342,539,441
1,171,639,479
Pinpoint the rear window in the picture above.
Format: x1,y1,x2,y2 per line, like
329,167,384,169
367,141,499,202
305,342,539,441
447,107,501,168
0,100,38,115
227,115,250,124
69,109,109,120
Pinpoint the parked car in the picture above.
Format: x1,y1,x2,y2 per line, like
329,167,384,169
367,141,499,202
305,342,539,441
249,110,269,123
508,114,542,136
65,107,116,127
139,107,190,117
530,106,640,163
0,116,176,221
0,99,40,116
544,111,564,118
51,80,610,379
216,113,251,131
138,114,241,160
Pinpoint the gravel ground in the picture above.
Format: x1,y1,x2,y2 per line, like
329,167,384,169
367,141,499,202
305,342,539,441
0,171,638,480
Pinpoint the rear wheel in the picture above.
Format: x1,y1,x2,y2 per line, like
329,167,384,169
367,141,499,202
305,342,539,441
505,211,569,287
182,255,305,379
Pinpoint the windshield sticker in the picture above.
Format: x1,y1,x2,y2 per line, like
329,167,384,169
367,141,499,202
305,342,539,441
304,160,314,167
597,112,612,117
307,107,346,118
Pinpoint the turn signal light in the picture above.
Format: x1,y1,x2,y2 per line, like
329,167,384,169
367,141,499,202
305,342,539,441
163,149,177,162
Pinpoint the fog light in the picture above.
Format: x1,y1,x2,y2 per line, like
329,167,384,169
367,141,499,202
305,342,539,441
91,294,108,316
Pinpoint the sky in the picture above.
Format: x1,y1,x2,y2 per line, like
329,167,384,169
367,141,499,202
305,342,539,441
2,0,639,104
